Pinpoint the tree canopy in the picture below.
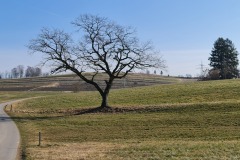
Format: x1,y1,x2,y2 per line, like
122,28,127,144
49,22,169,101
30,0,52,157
28,14,165,109
209,37,239,79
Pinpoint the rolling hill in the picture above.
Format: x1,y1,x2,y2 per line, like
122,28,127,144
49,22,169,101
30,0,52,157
0,73,186,91
5,78,240,159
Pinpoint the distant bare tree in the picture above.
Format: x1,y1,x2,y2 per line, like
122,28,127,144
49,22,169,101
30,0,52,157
11,68,19,78
34,67,42,76
4,71,11,79
10,65,25,79
25,66,32,77
28,14,165,109
4,71,8,79
25,66,42,77
17,65,24,78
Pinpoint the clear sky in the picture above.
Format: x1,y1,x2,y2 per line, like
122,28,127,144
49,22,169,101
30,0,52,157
1,0,240,76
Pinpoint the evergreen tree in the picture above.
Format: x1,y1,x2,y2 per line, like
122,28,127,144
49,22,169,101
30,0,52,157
209,37,239,79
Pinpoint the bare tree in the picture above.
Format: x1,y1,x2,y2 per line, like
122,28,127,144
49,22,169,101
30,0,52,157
4,71,11,79
11,67,19,78
28,14,165,109
10,65,24,79
25,66,42,77
34,67,42,77
25,66,33,77
17,65,24,78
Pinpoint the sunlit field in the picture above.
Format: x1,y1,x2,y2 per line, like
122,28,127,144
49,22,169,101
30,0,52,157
0,92,58,103
6,79,240,159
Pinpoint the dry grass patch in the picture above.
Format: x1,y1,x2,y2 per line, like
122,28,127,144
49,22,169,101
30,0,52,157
26,142,126,160
24,140,240,160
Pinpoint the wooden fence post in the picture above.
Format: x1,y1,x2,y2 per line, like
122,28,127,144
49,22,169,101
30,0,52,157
38,132,41,146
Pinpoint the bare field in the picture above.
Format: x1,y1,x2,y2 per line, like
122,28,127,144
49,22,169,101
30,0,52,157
0,73,181,92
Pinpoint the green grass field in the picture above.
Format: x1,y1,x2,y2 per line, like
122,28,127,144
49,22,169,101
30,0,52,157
0,92,57,103
5,79,240,159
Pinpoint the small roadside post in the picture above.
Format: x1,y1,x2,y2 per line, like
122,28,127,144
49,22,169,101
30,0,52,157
38,132,41,146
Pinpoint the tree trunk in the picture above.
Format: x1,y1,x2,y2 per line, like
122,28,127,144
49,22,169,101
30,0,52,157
99,78,113,109
100,92,109,108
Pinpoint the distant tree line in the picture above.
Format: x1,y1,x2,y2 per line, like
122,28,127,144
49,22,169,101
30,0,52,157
25,66,42,78
0,65,48,79
11,65,24,78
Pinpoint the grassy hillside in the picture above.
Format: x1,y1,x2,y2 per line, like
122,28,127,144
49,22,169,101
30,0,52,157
6,79,240,159
0,92,57,103
0,73,181,91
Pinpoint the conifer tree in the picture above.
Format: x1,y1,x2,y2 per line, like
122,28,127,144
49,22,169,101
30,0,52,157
209,37,239,79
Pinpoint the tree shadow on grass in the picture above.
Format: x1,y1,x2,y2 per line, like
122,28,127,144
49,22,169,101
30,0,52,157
3,106,137,122
4,105,194,122
0,115,65,122
70,105,189,115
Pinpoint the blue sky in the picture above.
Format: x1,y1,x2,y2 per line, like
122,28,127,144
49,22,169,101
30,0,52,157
1,0,240,76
